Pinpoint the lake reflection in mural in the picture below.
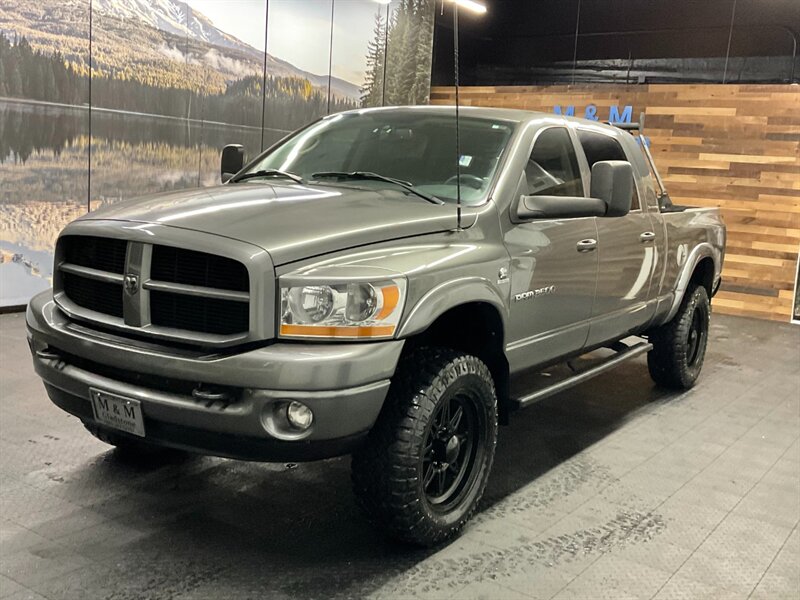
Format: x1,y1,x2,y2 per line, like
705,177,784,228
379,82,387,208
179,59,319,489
0,99,285,305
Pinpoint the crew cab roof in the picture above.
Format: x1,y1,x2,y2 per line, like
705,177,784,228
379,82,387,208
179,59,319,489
336,105,624,134
336,104,547,125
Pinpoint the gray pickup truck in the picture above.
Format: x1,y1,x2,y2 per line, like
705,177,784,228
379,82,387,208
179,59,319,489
27,106,725,546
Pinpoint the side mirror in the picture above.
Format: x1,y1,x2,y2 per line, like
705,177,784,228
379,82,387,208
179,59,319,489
516,195,607,220
221,144,245,183
590,160,633,217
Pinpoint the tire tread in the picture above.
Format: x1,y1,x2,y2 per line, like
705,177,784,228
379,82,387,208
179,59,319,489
647,284,710,389
351,347,498,547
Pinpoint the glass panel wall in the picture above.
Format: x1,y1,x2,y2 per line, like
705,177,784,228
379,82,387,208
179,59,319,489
432,0,800,86
0,0,90,306
88,1,199,208
1,0,438,306
189,0,268,185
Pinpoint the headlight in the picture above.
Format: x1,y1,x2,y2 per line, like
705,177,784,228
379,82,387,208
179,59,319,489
279,278,406,339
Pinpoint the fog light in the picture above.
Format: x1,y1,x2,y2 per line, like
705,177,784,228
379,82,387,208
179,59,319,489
286,401,313,430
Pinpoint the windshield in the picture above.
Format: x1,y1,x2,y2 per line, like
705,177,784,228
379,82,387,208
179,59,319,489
242,111,515,205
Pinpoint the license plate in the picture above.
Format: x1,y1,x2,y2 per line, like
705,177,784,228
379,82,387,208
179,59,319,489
89,388,145,437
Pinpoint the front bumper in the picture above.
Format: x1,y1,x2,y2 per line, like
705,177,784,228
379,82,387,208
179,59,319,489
27,291,404,461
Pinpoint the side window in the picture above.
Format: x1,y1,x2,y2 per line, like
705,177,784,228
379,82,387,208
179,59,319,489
523,128,583,197
577,130,640,211
639,143,662,209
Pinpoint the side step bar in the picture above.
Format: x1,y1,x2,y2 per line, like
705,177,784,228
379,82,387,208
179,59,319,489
512,341,653,410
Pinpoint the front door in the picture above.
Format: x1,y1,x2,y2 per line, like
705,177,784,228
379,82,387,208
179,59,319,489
504,126,599,373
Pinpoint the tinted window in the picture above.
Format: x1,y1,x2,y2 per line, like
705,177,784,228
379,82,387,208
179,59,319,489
246,112,514,206
524,127,584,197
577,130,640,210
639,142,662,208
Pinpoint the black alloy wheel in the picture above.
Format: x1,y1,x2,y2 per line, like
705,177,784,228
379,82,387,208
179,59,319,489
686,307,707,368
351,347,498,547
647,283,711,389
422,393,483,511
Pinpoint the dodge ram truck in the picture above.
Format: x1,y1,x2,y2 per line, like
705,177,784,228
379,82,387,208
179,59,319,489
27,106,726,546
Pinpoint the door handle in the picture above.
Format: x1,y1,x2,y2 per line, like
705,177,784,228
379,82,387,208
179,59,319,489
640,231,656,243
576,238,597,253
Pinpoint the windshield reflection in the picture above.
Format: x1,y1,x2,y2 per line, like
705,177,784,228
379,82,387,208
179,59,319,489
243,110,515,205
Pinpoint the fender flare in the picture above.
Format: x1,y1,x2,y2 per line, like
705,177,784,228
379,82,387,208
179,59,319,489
664,242,720,323
397,277,508,339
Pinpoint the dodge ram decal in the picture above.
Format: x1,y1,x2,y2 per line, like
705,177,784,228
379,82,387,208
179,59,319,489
514,285,556,302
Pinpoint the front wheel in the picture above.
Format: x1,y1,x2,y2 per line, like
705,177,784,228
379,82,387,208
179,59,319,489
647,284,711,389
351,348,498,547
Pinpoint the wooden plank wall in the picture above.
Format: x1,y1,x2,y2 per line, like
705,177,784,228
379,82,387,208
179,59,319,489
431,84,800,322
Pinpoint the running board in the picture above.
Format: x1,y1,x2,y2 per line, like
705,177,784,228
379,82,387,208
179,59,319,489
512,341,653,410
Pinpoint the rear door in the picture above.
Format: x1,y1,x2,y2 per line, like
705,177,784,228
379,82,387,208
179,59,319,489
504,126,599,373
575,127,661,345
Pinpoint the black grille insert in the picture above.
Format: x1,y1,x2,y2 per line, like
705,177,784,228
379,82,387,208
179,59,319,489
150,290,249,335
151,245,249,292
61,236,127,274
62,272,124,318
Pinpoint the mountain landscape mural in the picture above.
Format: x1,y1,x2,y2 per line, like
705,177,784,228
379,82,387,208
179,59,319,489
2,0,361,114
0,0,436,307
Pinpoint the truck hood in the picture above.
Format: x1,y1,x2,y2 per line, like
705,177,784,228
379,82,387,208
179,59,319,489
81,182,472,265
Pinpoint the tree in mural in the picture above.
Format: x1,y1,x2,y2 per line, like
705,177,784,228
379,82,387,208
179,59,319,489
361,11,387,107
0,35,356,138
361,0,435,108
410,0,435,103
0,36,85,105
0,59,7,97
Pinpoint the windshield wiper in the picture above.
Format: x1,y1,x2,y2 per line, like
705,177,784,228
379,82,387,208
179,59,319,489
311,171,444,205
231,169,303,184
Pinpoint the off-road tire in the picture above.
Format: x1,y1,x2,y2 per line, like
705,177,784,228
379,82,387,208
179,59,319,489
351,348,498,547
83,422,181,458
647,284,710,389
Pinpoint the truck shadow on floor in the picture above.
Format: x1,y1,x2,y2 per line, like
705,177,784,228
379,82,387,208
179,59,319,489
54,360,676,599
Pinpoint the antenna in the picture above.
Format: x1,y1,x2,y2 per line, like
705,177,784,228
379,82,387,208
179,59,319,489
453,1,462,230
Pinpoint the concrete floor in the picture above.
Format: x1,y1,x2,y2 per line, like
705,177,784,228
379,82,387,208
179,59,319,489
0,311,798,600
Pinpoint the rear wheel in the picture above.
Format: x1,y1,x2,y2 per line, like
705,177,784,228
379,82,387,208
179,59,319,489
647,284,710,389
351,348,498,547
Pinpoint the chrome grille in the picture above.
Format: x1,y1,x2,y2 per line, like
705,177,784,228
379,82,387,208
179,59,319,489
56,236,251,343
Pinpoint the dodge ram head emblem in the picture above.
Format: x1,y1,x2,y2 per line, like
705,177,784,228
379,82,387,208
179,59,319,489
123,274,139,295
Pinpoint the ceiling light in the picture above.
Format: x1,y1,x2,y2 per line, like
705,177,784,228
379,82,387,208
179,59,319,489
450,0,487,14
